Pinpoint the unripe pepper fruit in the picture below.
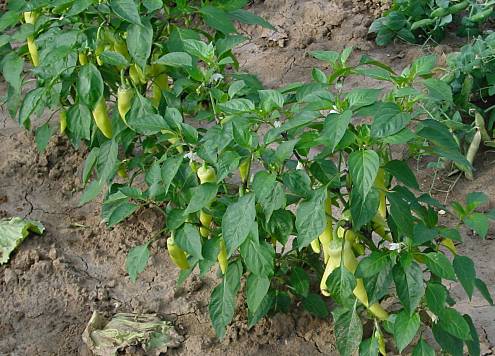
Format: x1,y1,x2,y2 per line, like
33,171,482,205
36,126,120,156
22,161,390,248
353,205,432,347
167,235,190,270
92,97,113,139
59,110,67,134
117,86,134,121
24,12,39,67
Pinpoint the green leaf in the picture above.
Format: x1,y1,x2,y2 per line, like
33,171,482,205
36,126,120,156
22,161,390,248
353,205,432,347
155,52,192,67
384,160,419,190
423,252,457,281
371,103,412,138
412,223,438,246
222,193,256,256
246,274,270,314
218,98,255,113
209,260,243,339
67,103,92,142
424,78,453,103
333,302,363,356
281,170,313,198
0,11,21,32
127,19,153,70
464,315,481,356
453,255,476,300
35,123,53,152
319,110,353,152
248,291,274,328
228,9,275,30
199,6,236,34
143,0,162,12
363,264,393,305
99,50,129,67
349,150,380,199
2,53,23,92
350,187,379,230
102,192,139,227
126,243,150,282
302,293,329,318
239,224,275,276
259,89,284,112
267,209,293,245
110,0,142,25
438,308,472,341
359,337,379,356
295,187,327,249
77,64,104,109
425,282,447,316
327,266,357,307
175,223,203,260
346,88,381,110
356,251,390,279
464,212,489,238
160,155,183,196
394,310,420,353
475,278,493,305
185,183,218,213
18,87,45,128
432,323,463,356
466,192,489,211
183,39,214,61
393,262,425,314
253,171,286,220
289,266,310,297
82,148,99,184
0,217,44,265
412,338,435,356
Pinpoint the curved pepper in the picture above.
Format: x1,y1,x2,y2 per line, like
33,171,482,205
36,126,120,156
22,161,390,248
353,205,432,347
218,239,228,274
59,110,67,134
117,86,134,121
92,97,113,139
167,235,190,270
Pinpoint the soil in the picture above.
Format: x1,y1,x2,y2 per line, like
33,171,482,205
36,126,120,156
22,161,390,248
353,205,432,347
1,1,494,355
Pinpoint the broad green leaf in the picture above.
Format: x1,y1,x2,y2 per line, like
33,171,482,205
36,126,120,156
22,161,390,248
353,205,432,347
464,212,489,238
222,193,256,256
67,103,92,143
127,19,153,70
267,209,294,245
281,170,313,198
110,0,142,25
66,0,94,16
412,338,435,356
217,98,254,113
349,150,380,199
356,251,391,279
0,217,44,265
161,155,183,196
438,308,472,341
259,89,284,112
289,267,310,297
2,53,23,92
126,243,150,282
246,274,270,314
475,278,493,305
199,6,236,34
371,103,411,138
453,255,476,300
424,78,453,103
155,52,192,67
209,261,242,339
102,192,139,227
412,223,438,246
432,323,463,356
239,224,275,276
327,266,357,307
363,264,393,305
228,9,275,30
302,293,329,318
99,50,129,67
248,291,274,328
346,88,381,110
423,252,457,281
183,39,214,61
143,0,162,12
175,223,203,260
295,187,327,249
82,148,99,184
383,160,419,190
35,122,53,152
394,310,420,353
425,282,447,316
185,183,218,213
18,87,45,128
393,262,425,314
464,315,481,356
466,192,489,211
350,187,379,230
77,64,104,109
0,11,21,32
333,302,363,356
359,337,379,356
319,110,352,152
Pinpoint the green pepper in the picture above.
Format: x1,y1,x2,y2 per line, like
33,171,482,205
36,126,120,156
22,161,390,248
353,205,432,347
468,7,493,23
449,1,469,14
431,7,450,18
411,18,436,31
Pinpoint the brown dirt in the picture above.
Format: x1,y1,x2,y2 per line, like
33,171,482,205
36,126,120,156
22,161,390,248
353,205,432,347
1,1,494,355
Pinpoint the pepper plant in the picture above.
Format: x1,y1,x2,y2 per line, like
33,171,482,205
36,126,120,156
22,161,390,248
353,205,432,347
1,1,494,355
370,0,495,46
